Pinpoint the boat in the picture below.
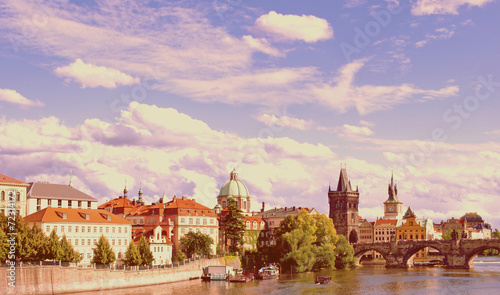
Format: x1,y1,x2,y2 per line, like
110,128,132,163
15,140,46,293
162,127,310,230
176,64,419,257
255,265,279,280
201,265,234,281
229,268,253,282
315,276,332,284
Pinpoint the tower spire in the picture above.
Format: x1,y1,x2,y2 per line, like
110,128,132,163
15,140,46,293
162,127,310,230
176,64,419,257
123,179,128,198
68,169,73,187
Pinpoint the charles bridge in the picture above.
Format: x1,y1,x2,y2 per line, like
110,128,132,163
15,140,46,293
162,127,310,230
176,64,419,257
353,239,500,269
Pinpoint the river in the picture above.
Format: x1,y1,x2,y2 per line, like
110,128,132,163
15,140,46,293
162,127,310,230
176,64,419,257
74,257,500,295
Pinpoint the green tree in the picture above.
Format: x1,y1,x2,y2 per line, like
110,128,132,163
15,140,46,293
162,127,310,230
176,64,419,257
223,197,245,253
137,236,154,266
31,225,48,261
173,250,187,263
59,235,82,262
91,235,116,265
180,231,214,258
14,216,38,261
334,235,356,269
442,229,461,241
123,241,142,266
492,229,500,239
0,227,9,262
46,230,62,261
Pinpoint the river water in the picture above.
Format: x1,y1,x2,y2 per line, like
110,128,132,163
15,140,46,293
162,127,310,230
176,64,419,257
76,257,500,295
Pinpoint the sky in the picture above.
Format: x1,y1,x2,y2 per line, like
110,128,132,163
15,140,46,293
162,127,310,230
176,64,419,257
0,0,499,228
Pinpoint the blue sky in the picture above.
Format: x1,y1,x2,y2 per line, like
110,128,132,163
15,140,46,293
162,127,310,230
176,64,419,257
1,0,499,228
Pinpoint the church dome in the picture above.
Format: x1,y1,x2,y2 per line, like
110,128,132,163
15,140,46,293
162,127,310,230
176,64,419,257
218,169,250,197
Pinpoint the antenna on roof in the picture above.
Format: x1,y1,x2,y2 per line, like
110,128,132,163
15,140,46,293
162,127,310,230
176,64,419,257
68,169,73,187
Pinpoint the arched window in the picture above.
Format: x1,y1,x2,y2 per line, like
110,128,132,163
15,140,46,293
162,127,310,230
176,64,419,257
1,191,4,201
16,192,20,201
222,201,226,208
244,201,247,210
410,235,413,240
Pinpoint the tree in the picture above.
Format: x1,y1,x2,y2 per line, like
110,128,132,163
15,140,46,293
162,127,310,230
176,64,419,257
46,230,62,261
334,235,356,269
31,225,48,261
91,235,116,265
274,210,348,272
123,241,142,266
180,231,214,258
492,229,500,239
223,197,245,253
14,216,38,261
173,250,187,263
0,227,9,262
59,235,82,262
137,236,154,266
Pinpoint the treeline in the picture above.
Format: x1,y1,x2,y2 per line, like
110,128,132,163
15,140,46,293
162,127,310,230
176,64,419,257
242,210,356,273
0,214,80,263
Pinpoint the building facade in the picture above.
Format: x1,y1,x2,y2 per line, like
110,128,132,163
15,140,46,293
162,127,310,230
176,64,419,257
396,207,434,263
328,168,359,243
23,207,132,266
132,225,173,265
27,182,98,215
383,174,403,219
0,173,30,217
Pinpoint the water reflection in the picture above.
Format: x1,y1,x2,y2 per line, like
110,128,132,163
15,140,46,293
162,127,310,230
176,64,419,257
71,257,500,295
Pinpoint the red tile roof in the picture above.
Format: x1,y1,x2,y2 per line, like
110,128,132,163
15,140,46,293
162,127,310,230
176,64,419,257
132,225,173,244
374,219,398,226
23,207,132,224
0,173,29,186
133,196,218,217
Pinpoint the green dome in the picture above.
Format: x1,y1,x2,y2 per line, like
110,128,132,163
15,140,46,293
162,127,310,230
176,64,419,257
218,169,250,197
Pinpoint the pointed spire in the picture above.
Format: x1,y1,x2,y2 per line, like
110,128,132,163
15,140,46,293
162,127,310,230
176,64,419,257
336,167,352,192
68,169,73,187
138,180,143,196
123,179,128,198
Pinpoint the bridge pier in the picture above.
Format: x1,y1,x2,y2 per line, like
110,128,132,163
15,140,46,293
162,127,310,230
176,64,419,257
446,254,472,269
384,254,411,268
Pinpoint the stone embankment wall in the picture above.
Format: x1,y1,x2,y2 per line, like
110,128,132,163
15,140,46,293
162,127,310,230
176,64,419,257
1,256,239,295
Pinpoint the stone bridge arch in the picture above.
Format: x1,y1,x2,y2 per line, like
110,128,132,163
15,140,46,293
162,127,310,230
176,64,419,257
401,241,448,266
353,243,391,266
462,240,500,268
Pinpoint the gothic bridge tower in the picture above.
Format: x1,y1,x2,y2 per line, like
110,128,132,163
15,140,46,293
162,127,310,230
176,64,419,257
328,167,359,244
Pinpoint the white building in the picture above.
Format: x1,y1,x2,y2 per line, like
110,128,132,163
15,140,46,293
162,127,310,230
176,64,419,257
26,182,98,215
133,225,173,265
23,207,132,266
0,173,30,217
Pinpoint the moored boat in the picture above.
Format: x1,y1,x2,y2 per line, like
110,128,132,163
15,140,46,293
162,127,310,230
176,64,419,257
201,265,233,281
255,265,279,280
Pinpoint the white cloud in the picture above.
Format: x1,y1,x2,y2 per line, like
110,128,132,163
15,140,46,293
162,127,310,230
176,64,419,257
256,114,313,131
254,11,333,43
415,27,455,48
312,59,459,114
242,35,284,57
338,123,374,138
0,88,44,107
54,59,140,88
412,0,494,16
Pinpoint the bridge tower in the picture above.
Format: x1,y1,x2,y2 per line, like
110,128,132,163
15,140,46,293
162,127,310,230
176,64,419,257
328,167,359,244
383,173,403,219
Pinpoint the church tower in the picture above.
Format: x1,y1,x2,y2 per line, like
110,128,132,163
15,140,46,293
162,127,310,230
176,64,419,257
328,167,359,244
383,173,403,219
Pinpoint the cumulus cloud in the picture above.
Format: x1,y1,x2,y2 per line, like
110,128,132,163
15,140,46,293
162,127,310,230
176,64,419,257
54,59,140,88
256,114,313,131
254,11,333,43
338,123,374,138
0,88,44,107
412,0,494,16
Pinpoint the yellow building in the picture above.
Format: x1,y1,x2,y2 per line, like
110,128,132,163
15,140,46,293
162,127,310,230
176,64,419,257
0,173,30,217
396,207,434,263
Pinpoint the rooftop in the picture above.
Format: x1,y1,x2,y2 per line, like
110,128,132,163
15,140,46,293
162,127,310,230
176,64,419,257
28,182,97,201
0,173,29,186
23,207,132,224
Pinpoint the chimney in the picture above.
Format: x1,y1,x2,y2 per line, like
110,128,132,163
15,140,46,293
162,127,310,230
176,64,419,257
192,198,196,203
285,207,287,211
298,207,301,210
261,202,265,213
182,196,187,200
293,206,296,211
274,207,277,212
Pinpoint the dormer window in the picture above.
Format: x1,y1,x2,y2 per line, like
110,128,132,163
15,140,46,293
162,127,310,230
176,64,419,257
79,212,91,220
56,211,68,219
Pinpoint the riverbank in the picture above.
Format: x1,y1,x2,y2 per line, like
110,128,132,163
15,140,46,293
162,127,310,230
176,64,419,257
1,257,240,295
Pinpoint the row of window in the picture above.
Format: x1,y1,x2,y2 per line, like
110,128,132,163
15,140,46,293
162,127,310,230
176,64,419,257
46,225,128,234
180,227,216,235
36,199,92,209
375,230,396,235
68,238,128,247
399,234,425,240
179,217,216,225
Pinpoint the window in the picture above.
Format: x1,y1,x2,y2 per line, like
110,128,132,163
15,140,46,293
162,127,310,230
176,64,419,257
99,227,103,233
118,227,121,234
244,201,247,210
124,227,127,233
210,219,214,224
181,228,185,234
54,226,57,232
68,226,72,232
93,239,97,245
37,199,41,205
94,227,97,233
68,200,72,208
112,227,115,233
75,239,78,246
16,192,20,201
124,239,127,245
68,239,72,244
203,219,207,225
81,239,84,245
78,201,82,208
61,226,65,232
87,253,91,259
76,226,79,233
196,218,200,225
189,218,193,225
0,191,4,201
112,239,115,246
210,228,214,234
46,226,50,232
88,239,91,246
58,200,62,208
37,205,41,211
106,227,109,233
81,226,84,233
180,218,185,223
118,239,121,246
118,253,121,259
47,199,51,207
88,201,91,208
